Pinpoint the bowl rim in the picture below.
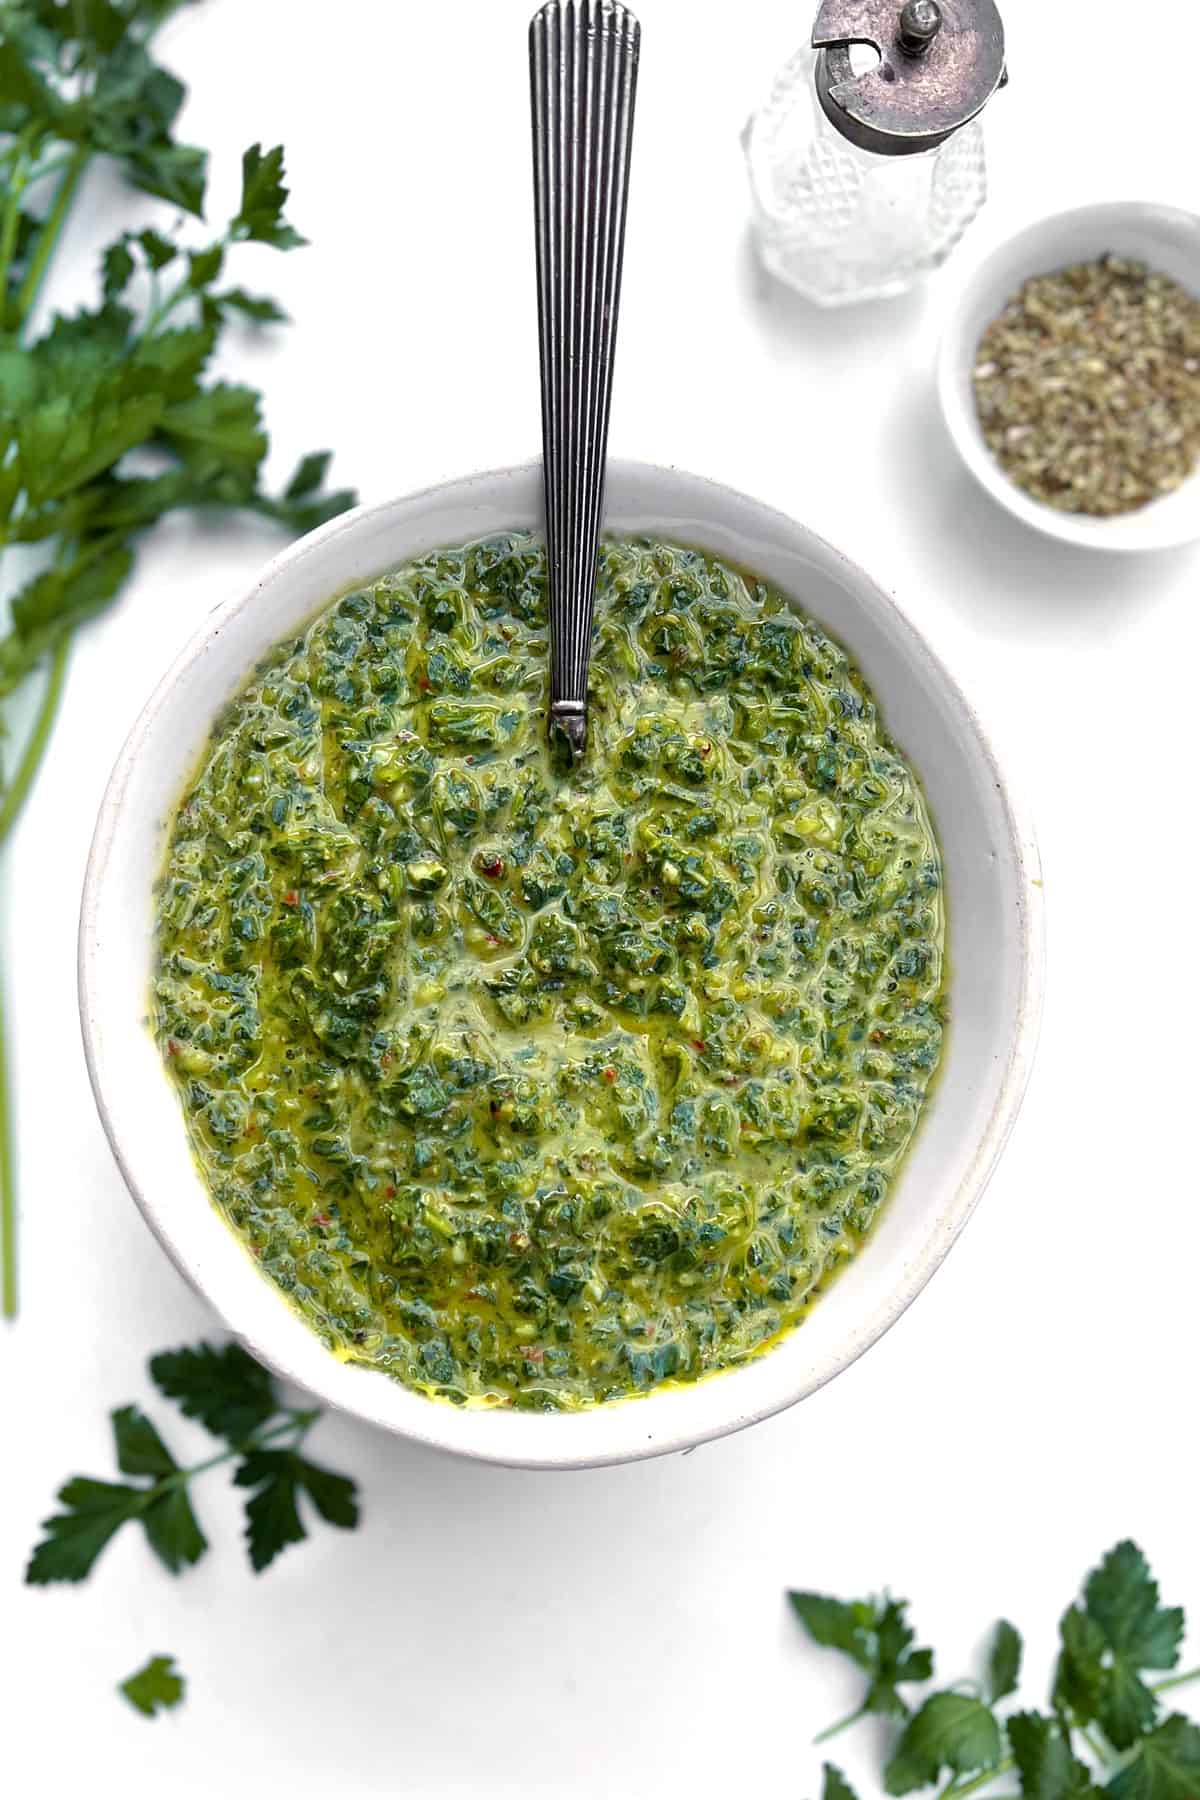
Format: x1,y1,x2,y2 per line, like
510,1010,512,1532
937,199,1200,552
78,458,1045,1468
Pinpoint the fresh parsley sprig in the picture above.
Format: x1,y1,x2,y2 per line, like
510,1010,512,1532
792,1544,1200,1800
788,1591,935,1736
26,1340,359,1584
0,0,357,1318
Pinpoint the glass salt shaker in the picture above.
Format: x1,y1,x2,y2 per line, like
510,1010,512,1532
743,0,1006,306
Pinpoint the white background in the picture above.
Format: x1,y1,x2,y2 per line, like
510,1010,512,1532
2,1,1197,1794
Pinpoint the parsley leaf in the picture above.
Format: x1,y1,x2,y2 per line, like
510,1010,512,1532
1108,1717,1200,1800
1087,1544,1185,1670
1054,1543,1184,1749
119,1654,185,1719
821,1767,861,1800
231,143,307,249
149,1341,277,1442
216,287,288,324
257,449,358,535
160,382,266,476
126,138,207,216
141,1485,209,1576
234,1449,359,1573
187,242,225,288
1007,1711,1099,1800
138,227,179,272
101,239,136,299
26,1478,145,1585
26,1407,206,1582
1054,1608,1108,1728
111,1403,177,1477
884,1693,1002,1796
7,546,134,644
989,1620,1023,1704
789,1591,934,1720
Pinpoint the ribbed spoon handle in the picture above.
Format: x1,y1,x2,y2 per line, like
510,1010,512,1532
529,0,640,758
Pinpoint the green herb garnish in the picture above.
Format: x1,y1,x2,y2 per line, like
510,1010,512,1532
26,1340,359,1583
0,0,356,1318
119,1654,185,1719
792,1543,1199,1800
790,1592,935,1736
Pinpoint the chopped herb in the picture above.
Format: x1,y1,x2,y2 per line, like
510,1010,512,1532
154,536,946,1411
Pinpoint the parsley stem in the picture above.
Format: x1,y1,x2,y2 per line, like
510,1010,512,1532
0,633,70,1319
188,1409,316,1479
1080,1725,1116,1768
141,1409,318,1505
14,146,87,332
0,964,16,1320
0,135,35,316
1153,1665,1200,1695
142,274,196,338
938,1758,1014,1800
812,1704,869,1745
0,633,71,850
142,232,233,338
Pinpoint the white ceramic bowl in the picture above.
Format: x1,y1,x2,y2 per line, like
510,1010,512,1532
938,202,1200,551
80,461,1043,1469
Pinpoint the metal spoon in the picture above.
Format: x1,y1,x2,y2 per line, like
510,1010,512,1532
529,0,640,759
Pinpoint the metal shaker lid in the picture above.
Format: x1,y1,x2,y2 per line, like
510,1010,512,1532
813,0,1006,157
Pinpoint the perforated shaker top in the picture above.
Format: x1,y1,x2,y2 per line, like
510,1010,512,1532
812,0,1006,157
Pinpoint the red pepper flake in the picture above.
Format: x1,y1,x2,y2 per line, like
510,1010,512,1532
644,1325,656,1341
699,741,712,756
484,932,501,947
691,1039,706,1053
385,1183,396,1199
417,674,430,691
489,1099,500,1115
312,1211,331,1228
522,1346,545,1362
380,1050,394,1068
166,1038,180,1058
282,890,298,906
479,854,505,879
464,754,476,764
603,1066,617,1084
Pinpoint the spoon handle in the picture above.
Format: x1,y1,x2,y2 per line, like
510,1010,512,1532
529,0,640,757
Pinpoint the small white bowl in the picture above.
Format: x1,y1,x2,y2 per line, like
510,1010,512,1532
79,462,1043,1469
938,202,1200,551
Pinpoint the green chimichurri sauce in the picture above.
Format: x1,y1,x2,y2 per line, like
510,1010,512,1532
154,536,946,1411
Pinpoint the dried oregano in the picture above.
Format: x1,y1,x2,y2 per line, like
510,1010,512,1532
973,255,1200,517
